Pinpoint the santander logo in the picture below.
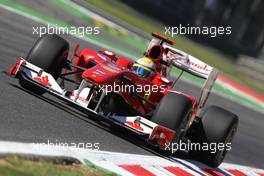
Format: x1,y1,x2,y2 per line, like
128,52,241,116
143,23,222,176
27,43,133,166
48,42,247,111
33,75,51,87
189,61,210,72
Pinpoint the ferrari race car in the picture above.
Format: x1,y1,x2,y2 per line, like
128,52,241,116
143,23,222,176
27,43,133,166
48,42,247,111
7,33,238,167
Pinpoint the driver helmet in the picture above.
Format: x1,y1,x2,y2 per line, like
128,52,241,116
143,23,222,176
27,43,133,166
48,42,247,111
132,57,155,78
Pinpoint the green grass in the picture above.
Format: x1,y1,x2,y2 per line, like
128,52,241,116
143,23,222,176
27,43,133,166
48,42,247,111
0,156,111,176
86,0,264,94
85,0,161,34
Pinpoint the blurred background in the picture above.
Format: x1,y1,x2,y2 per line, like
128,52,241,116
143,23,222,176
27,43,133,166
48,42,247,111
122,0,264,58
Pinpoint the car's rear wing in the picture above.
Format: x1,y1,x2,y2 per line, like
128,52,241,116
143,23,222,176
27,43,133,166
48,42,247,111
164,44,213,79
148,33,214,79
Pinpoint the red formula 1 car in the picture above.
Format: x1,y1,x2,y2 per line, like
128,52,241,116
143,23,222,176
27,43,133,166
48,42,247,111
7,33,238,167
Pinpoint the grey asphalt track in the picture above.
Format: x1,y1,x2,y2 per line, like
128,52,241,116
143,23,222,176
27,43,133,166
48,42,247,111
0,1,263,170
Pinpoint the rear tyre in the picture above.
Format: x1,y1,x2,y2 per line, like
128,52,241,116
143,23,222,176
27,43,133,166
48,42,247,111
150,92,193,141
19,34,69,95
189,105,238,168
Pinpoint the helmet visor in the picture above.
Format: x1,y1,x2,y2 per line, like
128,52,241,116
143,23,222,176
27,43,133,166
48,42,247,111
132,65,151,78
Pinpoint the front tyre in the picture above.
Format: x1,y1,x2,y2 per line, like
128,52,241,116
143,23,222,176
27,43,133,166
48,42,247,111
19,34,69,95
150,92,193,142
